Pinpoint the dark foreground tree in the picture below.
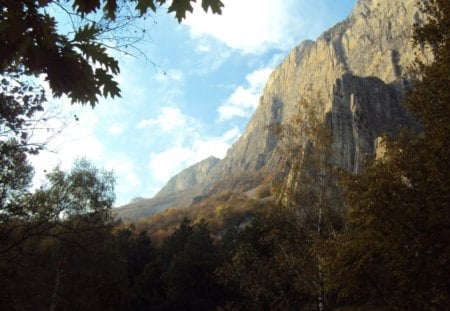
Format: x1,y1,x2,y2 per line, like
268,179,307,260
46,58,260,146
0,159,133,309
216,203,319,310
133,218,225,310
322,0,450,309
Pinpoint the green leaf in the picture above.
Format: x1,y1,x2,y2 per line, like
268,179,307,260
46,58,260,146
168,0,195,22
201,0,223,14
72,0,101,15
136,0,157,15
103,0,118,20
73,24,100,42
76,43,120,75
38,0,52,6
95,68,121,99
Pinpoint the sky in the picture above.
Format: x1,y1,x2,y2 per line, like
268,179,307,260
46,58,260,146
30,0,356,206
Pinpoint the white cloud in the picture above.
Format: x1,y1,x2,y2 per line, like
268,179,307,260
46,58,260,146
196,41,212,53
187,41,232,75
137,107,194,132
105,159,140,187
108,123,125,135
185,0,307,54
222,126,241,141
147,126,241,185
218,67,272,121
148,146,192,183
105,159,141,205
30,106,105,186
140,107,242,187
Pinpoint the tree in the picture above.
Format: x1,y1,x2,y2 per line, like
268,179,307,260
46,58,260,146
163,219,222,310
0,1,227,308
322,0,450,308
217,98,344,310
278,97,344,310
0,2,225,224
0,159,125,309
216,203,320,310
125,230,155,287
133,218,224,310
0,139,34,215
0,67,46,151
0,0,224,106
0,66,48,217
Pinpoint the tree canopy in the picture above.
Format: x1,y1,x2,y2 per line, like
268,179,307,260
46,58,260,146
0,0,224,105
320,0,450,308
0,0,448,309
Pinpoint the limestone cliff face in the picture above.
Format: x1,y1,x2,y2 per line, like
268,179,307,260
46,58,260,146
115,156,219,220
116,0,425,218
205,0,422,186
155,156,220,198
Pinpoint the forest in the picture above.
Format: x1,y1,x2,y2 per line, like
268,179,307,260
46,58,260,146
0,0,449,310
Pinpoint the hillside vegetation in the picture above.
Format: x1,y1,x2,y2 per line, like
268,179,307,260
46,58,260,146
0,0,448,309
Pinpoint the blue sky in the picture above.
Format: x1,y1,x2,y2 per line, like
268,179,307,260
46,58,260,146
31,0,356,206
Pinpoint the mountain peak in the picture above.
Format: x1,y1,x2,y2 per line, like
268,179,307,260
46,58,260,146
116,0,424,220
154,156,220,198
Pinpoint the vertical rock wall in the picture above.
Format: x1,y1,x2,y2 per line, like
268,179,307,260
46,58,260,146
205,0,423,189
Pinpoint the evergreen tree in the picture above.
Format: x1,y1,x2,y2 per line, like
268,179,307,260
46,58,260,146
164,219,222,310
134,218,224,310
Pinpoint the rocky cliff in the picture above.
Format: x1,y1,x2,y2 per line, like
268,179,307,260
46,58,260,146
155,156,220,198
115,0,426,219
206,0,422,183
114,156,219,220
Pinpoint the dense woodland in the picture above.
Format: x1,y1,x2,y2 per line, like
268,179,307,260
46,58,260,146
1,0,449,310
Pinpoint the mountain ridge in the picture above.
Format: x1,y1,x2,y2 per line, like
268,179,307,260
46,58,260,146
115,0,425,220
155,156,220,198
201,0,421,185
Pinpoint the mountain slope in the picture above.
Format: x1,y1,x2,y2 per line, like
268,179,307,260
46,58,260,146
114,157,219,220
116,0,426,220
155,156,220,198
205,0,422,183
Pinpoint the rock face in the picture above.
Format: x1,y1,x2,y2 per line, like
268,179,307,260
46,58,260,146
116,0,425,219
205,0,422,184
114,156,220,220
155,156,220,198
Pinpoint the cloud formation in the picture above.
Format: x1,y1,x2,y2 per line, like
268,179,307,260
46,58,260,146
137,107,194,132
147,126,240,187
27,0,355,206
105,159,141,203
108,123,125,135
218,68,272,121
30,105,105,186
185,0,308,54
